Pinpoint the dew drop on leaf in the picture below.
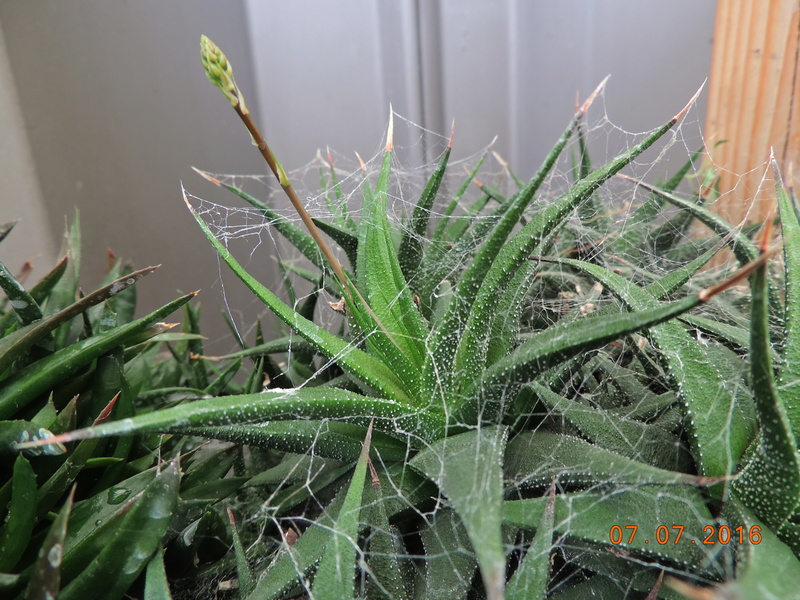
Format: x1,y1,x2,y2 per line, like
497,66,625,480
47,544,63,568
108,487,132,504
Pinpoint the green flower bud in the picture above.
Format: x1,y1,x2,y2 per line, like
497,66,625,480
200,35,248,113
276,159,290,188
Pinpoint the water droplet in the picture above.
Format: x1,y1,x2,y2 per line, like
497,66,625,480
48,544,62,567
108,487,131,504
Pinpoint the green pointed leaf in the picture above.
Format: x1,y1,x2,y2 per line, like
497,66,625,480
184,188,416,405
0,291,194,419
558,258,755,481
320,149,357,231
48,212,82,349
0,265,159,378
574,120,607,230
36,434,105,520
342,275,422,397
411,426,507,600
398,138,451,278
245,467,348,598
662,145,704,193
27,254,69,307
506,431,708,488
485,261,538,366
363,476,409,600
481,293,704,407
177,301,207,387
430,145,492,245
208,335,315,361
414,147,495,317
58,468,159,584
203,356,241,396
643,241,721,299
505,483,554,600
624,175,759,265
311,422,372,600
356,137,428,370
504,487,720,572
0,220,17,244
227,509,255,598
39,387,444,447
417,508,476,600
775,159,800,441
194,167,326,271
677,313,755,354
0,261,42,325
264,463,354,520
183,420,409,462
528,382,688,470
0,455,36,572
313,217,359,270
143,549,173,600
25,487,74,600
442,91,692,396
442,184,495,243
58,461,180,600
106,262,138,325
426,83,612,391
731,228,800,544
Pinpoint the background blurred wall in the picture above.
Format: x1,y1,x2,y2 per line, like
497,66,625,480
0,25,53,278
0,0,266,349
0,0,716,350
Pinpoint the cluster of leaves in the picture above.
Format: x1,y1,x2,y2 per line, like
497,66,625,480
166,101,799,598
0,217,262,598
5,35,800,599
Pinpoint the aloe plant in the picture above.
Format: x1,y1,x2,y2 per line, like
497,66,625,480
9,36,800,600
0,217,258,599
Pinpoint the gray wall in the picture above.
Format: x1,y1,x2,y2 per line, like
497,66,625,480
0,0,716,350
247,1,715,172
0,0,266,348
0,24,53,280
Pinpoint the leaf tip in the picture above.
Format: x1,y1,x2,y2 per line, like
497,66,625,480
673,82,704,124
578,75,609,116
192,166,223,186
355,151,367,172
492,150,508,170
386,106,394,152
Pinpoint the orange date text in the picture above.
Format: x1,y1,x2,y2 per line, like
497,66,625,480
608,525,762,545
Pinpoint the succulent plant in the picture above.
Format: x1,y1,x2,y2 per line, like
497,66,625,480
0,216,256,599
8,36,800,600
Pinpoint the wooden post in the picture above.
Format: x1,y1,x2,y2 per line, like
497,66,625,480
704,0,800,224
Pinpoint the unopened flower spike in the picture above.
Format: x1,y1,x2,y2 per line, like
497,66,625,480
200,35,248,114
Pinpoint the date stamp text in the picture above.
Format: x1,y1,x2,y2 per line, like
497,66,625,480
609,525,762,546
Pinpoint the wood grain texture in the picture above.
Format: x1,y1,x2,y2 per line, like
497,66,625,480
705,0,800,224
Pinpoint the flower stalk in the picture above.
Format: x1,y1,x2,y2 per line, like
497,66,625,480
200,35,349,295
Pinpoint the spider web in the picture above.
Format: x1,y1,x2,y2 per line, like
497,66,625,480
179,90,777,599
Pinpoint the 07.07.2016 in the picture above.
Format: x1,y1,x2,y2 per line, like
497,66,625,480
608,524,762,545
